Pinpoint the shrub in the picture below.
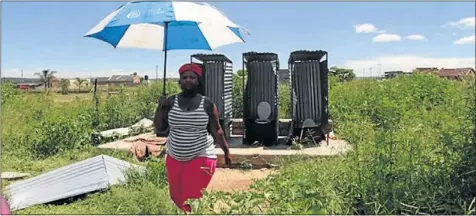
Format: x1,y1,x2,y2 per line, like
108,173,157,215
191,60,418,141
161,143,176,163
1,82,22,104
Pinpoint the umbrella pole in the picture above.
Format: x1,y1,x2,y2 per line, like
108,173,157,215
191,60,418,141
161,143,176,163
162,22,169,96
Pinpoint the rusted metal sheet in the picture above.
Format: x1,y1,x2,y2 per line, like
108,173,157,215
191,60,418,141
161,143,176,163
288,50,329,130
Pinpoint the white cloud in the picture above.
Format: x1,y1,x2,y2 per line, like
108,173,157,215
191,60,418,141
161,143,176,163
372,33,401,43
1,68,22,77
405,34,426,41
355,24,378,33
454,35,475,45
343,55,476,77
444,17,476,29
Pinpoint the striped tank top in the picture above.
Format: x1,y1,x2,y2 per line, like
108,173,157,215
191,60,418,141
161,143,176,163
166,95,216,161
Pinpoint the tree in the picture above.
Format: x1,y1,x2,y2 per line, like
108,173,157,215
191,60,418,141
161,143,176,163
74,77,87,93
34,69,57,90
232,69,247,118
236,69,247,77
59,79,70,95
329,66,356,82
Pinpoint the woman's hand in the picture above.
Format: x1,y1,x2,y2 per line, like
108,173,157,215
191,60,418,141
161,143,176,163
224,153,232,166
154,96,170,137
159,96,169,108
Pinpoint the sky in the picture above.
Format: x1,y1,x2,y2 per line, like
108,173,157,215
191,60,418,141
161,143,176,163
1,1,475,79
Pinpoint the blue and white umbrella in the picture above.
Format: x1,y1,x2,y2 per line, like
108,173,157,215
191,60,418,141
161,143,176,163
85,1,249,95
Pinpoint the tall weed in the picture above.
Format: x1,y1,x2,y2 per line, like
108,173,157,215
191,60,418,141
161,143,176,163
2,73,475,214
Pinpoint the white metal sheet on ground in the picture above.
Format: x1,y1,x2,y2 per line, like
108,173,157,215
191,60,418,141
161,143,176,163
130,118,153,129
100,118,153,138
3,155,144,211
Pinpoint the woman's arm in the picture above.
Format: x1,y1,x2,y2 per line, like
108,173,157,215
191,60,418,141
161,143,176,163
205,98,231,164
153,96,174,137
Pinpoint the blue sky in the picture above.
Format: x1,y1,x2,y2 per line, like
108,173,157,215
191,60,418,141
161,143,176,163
1,1,475,78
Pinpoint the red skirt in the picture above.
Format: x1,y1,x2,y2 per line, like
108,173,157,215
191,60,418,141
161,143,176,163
165,154,216,212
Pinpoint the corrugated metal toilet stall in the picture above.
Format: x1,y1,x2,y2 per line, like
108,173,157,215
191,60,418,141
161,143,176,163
191,54,234,140
288,50,330,142
242,52,280,146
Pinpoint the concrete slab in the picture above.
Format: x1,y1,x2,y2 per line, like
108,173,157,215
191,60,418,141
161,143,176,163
215,135,351,168
97,133,351,169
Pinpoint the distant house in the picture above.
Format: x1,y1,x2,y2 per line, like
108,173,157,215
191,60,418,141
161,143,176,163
50,78,60,88
90,74,142,87
1,77,43,90
384,71,412,79
278,69,290,83
2,77,40,85
436,68,475,80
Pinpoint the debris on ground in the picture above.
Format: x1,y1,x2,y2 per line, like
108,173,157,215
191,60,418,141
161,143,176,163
128,137,167,162
98,132,166,149
98,132,167,161
100,118,154,138
1,172,30,180
3,155,144,211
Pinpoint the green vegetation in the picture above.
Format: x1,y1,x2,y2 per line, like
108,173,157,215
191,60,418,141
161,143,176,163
1,72,475,214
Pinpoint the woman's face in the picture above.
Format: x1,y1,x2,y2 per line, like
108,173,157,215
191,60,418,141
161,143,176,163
180,71,199,91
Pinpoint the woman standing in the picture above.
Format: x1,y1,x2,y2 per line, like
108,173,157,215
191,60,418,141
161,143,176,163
154,63,232,213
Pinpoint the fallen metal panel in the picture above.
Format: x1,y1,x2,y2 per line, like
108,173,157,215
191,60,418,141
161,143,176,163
4,155,144,211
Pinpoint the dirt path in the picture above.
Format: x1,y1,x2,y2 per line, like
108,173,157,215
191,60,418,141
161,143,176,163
207,168,274,193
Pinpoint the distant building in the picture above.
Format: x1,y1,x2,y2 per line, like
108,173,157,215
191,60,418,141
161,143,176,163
414,67,439,73
90,74,142,87
2,77,40,85
436,68,475,80
384,71,412,79
278,69,290,83
1,77,43,90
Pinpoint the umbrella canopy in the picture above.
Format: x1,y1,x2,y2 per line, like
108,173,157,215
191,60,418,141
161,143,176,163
84,1,248,51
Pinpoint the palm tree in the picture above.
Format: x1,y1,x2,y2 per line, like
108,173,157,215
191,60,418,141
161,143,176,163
34,69,57,90
74,77,87,93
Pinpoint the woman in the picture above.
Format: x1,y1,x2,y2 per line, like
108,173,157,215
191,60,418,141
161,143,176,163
1,195,10,215
154,63,232,213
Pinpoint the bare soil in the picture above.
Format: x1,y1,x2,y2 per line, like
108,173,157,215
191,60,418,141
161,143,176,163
207,168,273,193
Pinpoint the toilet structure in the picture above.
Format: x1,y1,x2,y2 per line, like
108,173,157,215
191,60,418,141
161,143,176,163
191,53,234,140
288,50,330,142
241,52,280,146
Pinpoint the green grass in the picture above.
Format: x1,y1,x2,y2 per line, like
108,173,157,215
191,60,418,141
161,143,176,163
2,73,476,214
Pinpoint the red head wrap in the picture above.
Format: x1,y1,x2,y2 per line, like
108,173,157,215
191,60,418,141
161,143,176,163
178,63,203,77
